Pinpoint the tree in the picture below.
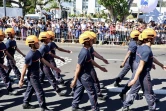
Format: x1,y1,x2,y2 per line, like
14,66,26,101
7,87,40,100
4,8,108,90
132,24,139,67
98,0,134,22
4,0,54,16
0,1,12,7
50,1,58,9
5,0,35,16
36,0,54,10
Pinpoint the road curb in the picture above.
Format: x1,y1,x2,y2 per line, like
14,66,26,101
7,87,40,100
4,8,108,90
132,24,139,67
11,40,166,49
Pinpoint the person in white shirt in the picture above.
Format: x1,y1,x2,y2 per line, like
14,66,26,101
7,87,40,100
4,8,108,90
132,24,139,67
81,21,87,32
55,22,61,42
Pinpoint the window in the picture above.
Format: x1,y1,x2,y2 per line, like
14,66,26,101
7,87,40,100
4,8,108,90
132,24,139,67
131,3,137,7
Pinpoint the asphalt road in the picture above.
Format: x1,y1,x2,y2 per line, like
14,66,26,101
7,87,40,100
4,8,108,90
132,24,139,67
1,42,166,111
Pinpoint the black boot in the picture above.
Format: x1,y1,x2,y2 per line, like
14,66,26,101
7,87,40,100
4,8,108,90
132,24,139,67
72,107,85,111
119,93,126,101
114,78,122,87
22,103,35,109
56,89,66,96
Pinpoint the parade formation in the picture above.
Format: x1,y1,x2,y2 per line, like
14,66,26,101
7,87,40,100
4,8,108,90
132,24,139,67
0,27,166,111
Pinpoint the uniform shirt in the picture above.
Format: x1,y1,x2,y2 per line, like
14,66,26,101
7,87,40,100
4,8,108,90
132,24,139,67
25,50,42,72
39,44,51,61
0,42,6,64
78,47,93,74
5,39,17,58
47,42,59,55
136,45,153,71
89,47,95,60
128,40,137,61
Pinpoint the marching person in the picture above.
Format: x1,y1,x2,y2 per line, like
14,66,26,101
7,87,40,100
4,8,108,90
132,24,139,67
71,33,107,111
84,31,109,100
38,32,65,96
47,30,72,85
114,30,140,87
122,29,166,111
5,28,25,82
19,35,61,111
0,30,18,95
69,31,109,100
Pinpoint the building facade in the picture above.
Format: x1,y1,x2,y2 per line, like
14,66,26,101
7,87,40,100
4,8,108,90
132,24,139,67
73,0,105,14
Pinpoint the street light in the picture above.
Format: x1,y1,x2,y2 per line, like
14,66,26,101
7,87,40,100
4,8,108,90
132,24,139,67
160,0,163,13
3,0,6,17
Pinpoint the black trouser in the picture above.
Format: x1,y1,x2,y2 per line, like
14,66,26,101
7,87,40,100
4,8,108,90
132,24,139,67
72,73,99,111
23,71,46,108
49,59,64,83
115,58,133,84
91,68,101,94
0,66,13,92
6,59,21,80
42,65,60,92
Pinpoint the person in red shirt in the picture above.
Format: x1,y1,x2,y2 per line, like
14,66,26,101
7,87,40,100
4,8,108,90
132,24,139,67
110,23,116,43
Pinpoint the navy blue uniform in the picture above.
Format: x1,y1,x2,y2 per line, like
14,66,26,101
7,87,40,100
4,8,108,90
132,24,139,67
115,40,137,84
120,45,141,96
123,45,156,111
39,44,60,92
23,50,46,108
47,42,64,83
0,42,13,92
72,47,99,111
89,47,101,94
5,39,21,80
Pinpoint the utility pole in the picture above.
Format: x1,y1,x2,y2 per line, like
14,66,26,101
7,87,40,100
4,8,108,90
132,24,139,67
160,0,162,13
3,0,6,17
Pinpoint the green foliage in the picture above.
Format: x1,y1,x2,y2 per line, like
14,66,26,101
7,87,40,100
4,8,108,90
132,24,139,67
28,8,35,14
0,1,12,7
98,0,134,22
69,14,76,17
50,1,58,9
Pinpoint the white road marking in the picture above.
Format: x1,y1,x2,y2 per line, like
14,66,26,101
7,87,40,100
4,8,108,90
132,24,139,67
106,59,123,61
95,58,123,62
0,54,72,83
106,86,166,95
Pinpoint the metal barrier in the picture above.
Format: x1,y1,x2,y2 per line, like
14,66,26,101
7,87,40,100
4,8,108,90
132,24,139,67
1,25,166,45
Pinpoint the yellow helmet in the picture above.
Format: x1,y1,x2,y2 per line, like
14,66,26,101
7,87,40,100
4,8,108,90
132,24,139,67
25,35,39,45
140,32,154,40
130,30,140,38
89,32,97,39
138,33,143,41
5,28,15,35
145,28,157,37
39,32,51,41
47,31,55,40
142,29,155,38
83,31,94,39
79,33,91,44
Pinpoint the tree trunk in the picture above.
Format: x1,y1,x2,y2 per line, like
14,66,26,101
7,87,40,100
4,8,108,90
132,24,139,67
127,0,134,10
108,7,117,23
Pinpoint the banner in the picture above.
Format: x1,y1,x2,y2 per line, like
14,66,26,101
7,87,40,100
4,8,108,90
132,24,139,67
137,0,158,13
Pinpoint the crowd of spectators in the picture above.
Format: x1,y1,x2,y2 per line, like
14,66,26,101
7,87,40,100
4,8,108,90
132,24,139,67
0,16,166,45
